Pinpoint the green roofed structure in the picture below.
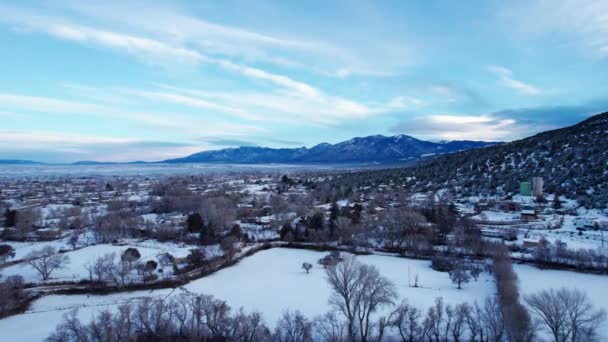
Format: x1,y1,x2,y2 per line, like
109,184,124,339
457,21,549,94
520,182,532,196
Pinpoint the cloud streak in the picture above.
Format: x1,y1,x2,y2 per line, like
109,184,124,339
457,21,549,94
0,6,418,128
0,130,205,163
390,99,608,141
504,0,608,59
488,65,543,95
391,114,517,141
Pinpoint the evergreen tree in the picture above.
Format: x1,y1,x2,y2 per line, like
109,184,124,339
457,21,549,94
553,194,562,210
280,223,293,240
186,213,203,233
4,209,16,228
199,221,212,244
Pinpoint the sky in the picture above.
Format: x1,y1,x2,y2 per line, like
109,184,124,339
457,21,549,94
0,0,607,163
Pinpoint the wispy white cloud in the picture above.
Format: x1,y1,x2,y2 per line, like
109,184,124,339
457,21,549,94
0,1,415,78
0,92,268,138
0,130,206,162
150,85,422,127
122,89,260,121
391,114,518,141
0,5,417,127
488,65,543,95
502,0,608,58
4,18,205,66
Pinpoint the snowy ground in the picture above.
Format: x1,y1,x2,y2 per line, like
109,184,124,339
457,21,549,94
521,215,608,250
472,210,520,222
0,248,495,341
4,239,71,261
182,248,496,324
1,248,606,341
1,239,209,283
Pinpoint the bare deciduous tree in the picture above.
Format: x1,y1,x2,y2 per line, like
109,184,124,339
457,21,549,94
68,230,80,250
526,288,606,342
313,312,345,342
26,246,70,281
15,208,41,233
334,216,352,243
275,310,313,342
221,236,239,262
302,262,313,274
390,300,423,342
326,255,397,341
448,263,470,290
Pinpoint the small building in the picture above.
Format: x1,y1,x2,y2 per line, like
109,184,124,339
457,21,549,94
520,209,537,221
499,200,521,212
523,238,540,249
36,228,62,241
575,218,608,231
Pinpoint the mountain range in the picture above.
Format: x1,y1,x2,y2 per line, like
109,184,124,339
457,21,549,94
0,160,42,165
164,135,497,164
0,136,496,165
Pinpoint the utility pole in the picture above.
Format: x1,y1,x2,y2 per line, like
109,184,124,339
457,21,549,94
408,265,411,287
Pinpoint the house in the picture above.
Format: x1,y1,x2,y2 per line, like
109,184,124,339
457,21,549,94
523,238,540,249
520,210,537,221
480,229,517,241
499,200,521,212
575,218,608,230
36,228,61,241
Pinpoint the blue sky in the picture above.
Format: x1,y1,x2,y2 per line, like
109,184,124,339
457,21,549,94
0,0,607,163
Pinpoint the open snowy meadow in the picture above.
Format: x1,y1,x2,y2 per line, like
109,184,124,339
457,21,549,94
0,248,607,341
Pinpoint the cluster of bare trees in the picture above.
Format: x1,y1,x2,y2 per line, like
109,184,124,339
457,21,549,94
93,212,139,243
150,180,204,214
532,238,608,272
1,207,41,240
323,255,523,342
47,294,271,342
389,296,509,342
492,247,534,341
0,274,27,318
526,288,606,342
380,207,431,254
84,249,157,286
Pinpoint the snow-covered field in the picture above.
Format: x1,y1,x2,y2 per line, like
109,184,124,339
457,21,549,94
1,248,607,341
5,239,70,261
2,239,211,283
0,248,495,341
182,248,496,323
473,210,520,222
